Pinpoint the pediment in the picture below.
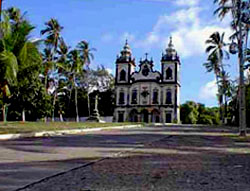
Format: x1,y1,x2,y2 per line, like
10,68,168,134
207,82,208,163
131,61,161,82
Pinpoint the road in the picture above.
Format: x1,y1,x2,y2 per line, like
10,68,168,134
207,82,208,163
1,125,250,191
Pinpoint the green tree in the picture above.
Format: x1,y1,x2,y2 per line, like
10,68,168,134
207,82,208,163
0,8,42,122
77,41,95,116
180,101,199,124
41,18,63,121
68,49,83,122
205,31,230,123
213,0,249,135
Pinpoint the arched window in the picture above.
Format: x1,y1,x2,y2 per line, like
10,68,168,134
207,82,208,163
152,89,159,104
120,70,126,81
166,90,172,104
119,91,125,104
131,89,137,104
166,67,173,80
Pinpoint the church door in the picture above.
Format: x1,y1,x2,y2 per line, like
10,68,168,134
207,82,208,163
166,113,172,123
142,110,149,123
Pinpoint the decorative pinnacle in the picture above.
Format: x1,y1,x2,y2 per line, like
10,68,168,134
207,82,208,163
145,53,148,59
168,36,173,48
125,39,128,46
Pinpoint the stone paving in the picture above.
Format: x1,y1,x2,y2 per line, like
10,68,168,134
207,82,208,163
12,126,250,191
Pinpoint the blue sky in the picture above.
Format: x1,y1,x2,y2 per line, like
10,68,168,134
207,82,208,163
3,0,238,106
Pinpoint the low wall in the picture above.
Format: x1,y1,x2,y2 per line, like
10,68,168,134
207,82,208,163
46,116,114,122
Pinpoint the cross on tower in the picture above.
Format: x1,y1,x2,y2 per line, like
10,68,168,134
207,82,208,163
145,53,149,60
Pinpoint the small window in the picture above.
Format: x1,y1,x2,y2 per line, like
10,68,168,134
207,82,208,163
152,89,159,104
131,89,137,104
120,70,126,81
166,90,172,104
166,67,173,80
119,91,125,104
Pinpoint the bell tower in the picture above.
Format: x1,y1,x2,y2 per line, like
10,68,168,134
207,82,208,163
161,37,181,123
115,40,135,84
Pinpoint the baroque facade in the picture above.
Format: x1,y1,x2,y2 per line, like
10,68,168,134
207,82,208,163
114,38,181,123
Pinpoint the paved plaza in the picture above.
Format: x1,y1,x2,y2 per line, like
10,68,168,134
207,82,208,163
1,125,250,191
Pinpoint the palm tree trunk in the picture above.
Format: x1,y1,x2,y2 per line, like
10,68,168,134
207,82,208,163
215,75,223,123
22,109,26,122
52,91,57,122
224,95,228,124
87,92,90,117
59,111,63,122
75,87,79,122
2,104,5,122
45,75,48,93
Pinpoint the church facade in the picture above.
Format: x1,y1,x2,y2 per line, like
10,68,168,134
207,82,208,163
114,38,181,123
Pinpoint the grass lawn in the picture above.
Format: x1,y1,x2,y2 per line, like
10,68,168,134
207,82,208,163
0,122,141,135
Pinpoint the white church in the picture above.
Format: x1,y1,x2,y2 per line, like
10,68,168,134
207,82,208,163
113,37,181,123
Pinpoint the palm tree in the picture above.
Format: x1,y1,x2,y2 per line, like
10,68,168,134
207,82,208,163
214,0,248,135
0,8,42,122
205,31,229,123
77,40,95,66
77,40,95,116
68,49,82,122
41,18,63,57
41,19,63,121
203,52,223,121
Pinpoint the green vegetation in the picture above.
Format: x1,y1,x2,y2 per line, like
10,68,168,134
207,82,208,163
204,0,250,131
0,7,114,122
0,122,139,134
181,101,220,125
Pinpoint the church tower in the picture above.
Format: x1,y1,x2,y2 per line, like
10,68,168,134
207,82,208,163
161,37,181,123
114,40,135,122
115,40,135,84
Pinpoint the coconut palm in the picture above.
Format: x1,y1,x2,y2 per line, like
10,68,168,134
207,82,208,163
77,40,95,66
77,40,95,116
68,49,83,122
41,18,63,56
41,19,63,121
205,31,230,123
0,8,42,122
214,0,249,135
203,52,223,121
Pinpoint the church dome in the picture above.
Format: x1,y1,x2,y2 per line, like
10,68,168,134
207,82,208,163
162,37,179,62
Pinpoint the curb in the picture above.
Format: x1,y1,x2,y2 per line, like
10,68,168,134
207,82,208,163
0,124,143,141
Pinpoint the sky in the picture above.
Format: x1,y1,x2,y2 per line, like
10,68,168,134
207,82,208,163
3,0,239,106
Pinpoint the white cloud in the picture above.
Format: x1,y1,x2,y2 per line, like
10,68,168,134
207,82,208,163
118,1,233,58
199,80,218,100
175,0,200,7
135,32,159,49
168,25,232,57
137,6,232,58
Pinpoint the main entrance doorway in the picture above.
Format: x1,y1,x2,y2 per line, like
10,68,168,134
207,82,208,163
141,110,149,123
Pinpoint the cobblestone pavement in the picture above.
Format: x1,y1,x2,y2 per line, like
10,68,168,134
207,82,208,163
15,126,250,191
0,127,167,191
